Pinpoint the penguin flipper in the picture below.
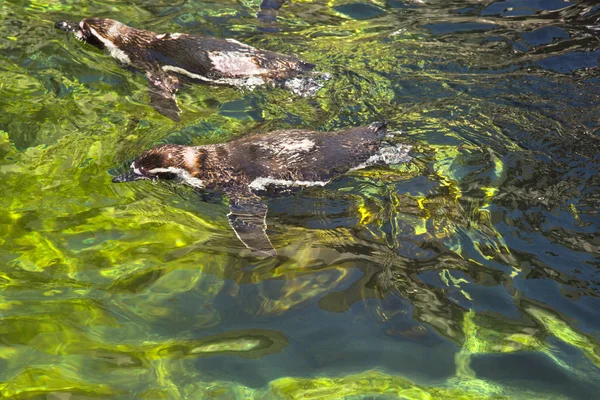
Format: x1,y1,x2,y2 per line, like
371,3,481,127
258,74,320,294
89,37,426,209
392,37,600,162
226,191,276,257
147,72,181,121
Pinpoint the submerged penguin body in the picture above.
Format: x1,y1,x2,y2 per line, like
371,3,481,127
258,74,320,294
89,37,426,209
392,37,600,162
111,123,409,257
55,18,325,120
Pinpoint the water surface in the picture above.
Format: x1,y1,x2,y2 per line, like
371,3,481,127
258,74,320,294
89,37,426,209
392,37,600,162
1,0,599,398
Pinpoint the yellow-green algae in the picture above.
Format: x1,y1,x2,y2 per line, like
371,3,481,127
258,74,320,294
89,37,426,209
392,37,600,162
269,370,564,400
2,369,565,399
0,329,287,398
527,307,600,369
1,0,599,398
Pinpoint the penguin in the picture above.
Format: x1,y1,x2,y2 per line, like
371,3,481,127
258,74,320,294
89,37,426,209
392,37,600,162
55,18,327,121
111,122,412,257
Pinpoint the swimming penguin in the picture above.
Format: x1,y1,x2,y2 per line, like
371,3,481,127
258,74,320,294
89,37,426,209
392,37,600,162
55,18,326,121
111,122,406,257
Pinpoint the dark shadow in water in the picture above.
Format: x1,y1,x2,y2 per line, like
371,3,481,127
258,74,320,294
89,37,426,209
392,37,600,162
472,352,600,400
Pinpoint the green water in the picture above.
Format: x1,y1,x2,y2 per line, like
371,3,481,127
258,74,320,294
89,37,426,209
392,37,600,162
1,0,600,399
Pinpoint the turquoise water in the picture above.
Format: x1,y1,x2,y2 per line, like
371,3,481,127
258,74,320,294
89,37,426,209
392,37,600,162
1,0,599,398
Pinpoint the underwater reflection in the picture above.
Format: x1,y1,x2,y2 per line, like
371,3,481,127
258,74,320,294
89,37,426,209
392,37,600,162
1,0,600,397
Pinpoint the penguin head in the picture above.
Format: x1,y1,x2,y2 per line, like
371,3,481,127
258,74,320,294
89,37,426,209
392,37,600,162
55,18,129,50
112,145,204,188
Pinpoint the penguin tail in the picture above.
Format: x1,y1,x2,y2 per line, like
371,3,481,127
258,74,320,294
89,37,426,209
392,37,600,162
369,121,388,130
282,70,331,97
297,61,317,73
368,121,388,139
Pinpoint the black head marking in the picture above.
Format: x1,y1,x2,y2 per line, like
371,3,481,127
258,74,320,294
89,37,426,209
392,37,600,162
112,144,197,183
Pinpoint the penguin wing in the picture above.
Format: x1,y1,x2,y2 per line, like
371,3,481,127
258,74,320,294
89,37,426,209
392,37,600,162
226,190,276,257
146,71,181,121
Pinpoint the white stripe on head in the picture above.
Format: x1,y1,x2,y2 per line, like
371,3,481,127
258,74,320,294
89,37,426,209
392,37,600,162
131,161,143,176
88,26,131,65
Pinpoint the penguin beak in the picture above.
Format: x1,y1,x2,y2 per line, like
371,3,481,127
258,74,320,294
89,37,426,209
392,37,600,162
55,21,80,33
111,171,149,183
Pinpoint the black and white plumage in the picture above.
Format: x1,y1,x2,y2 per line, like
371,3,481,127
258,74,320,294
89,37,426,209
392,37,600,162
111,122,410,257
55,18,327,121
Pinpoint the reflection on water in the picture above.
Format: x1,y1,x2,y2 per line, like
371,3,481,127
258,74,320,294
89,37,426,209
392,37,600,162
0,0,599,398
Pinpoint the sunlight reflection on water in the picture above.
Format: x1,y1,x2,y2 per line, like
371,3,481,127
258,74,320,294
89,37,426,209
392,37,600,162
0,0,599,398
